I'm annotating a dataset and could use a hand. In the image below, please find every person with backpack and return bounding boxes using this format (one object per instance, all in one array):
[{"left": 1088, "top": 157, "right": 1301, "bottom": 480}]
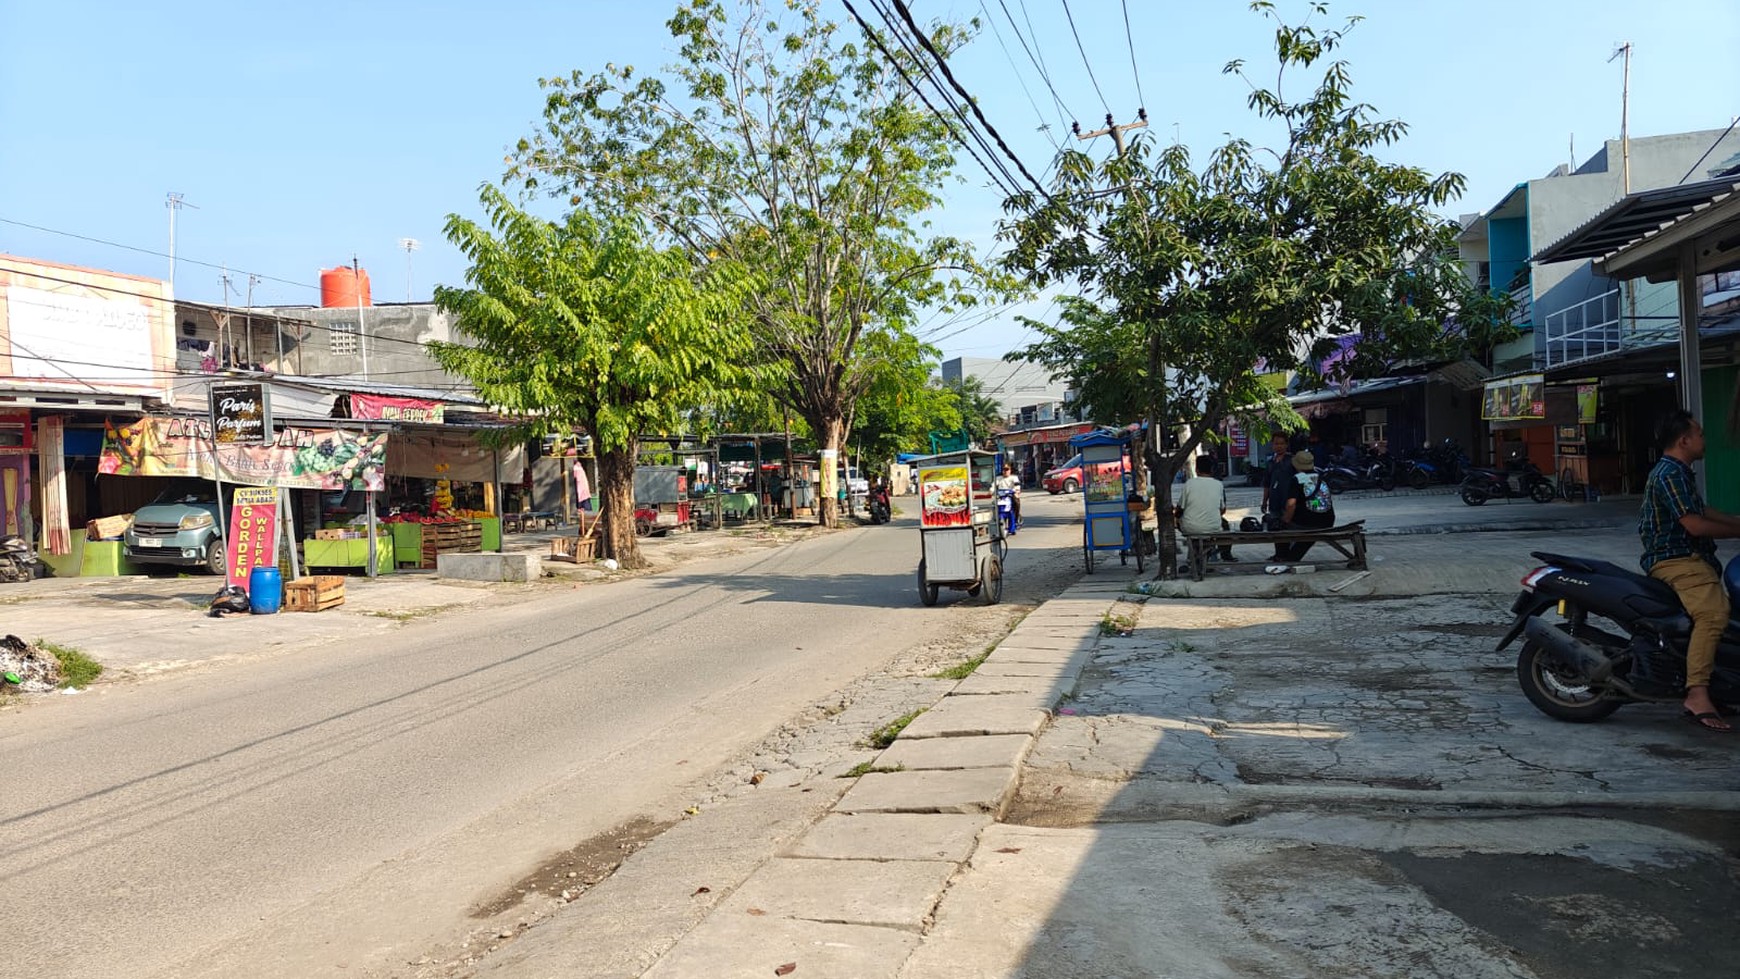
[{"left": 1275, "top": 450, "right": 1335, "bottom": 565}]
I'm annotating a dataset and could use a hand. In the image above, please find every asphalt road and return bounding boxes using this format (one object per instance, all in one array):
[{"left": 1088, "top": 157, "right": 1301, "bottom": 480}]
[{"left": 0, "top": 493, "right": 1087, "bottom": 979}]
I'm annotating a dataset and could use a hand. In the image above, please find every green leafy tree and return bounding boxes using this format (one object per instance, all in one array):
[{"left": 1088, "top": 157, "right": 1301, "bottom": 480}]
[
  {"left": 1002, "top": 2, "right": 1514, "bottom": 577},
  {"left": 506, "top": 0, "right": 1000, "bottom": 528},
  {"left": 945, "top": 375, "right": 1005, "bottom": 448},
  {"left": 430, "top": 185, "right": 756, "bottom": 569},
  {"left": 852, "top": 331, "right": 961, "bottom": 470}
]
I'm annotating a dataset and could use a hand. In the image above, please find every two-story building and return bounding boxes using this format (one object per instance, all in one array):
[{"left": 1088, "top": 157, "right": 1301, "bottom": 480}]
[{"left": 1456, "top": 128, "right": 1740, "bottom": 491}]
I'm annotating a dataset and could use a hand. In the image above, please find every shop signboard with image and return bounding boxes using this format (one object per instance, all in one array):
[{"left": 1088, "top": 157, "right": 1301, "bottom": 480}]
[
  {"left": 210, "top": 383, "right": 271, "bottom": 445},
  {"left": 225, "top": 486, "right": 279, "bottom": 588},
  {"left": 99, "top": 416, "right": 387, "bottom": 490},
  {"left": 1481, "top": 374, "right": 1546, "bottom": 421},
  {"left": 919, "top": 465, "right": 970, "bottom": 528}
]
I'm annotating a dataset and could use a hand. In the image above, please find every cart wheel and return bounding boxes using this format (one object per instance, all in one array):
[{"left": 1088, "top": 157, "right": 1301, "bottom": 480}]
[
  {"left": 917, "top": 559, "right": 939, "bottom": 606},
  {"left": 982, "top": 555, "right": 1003, "bottom": 605},
  {"left": 634, "top": 518, "right": 653, "bottom": 538},
  {"left": 1083, "top": 527, "right": 1094, "bottom": 575}
]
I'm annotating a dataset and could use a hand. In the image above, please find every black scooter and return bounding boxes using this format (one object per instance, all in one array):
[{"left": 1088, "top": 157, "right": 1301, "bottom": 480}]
[
  {"left": 866, "top": 489, "right": 891, "bottom": 525},
  {"left": 0, "top": 535, "right": 38, "bottom": 583},
  {"left": 1461, "top": 454, "right": 1555, "bottom": 506},
  {"left": 1496, "top": 550, "right": 1740, "bottom": 721}
]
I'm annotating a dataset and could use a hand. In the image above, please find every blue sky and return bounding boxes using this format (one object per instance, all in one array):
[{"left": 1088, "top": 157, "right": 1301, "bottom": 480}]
[{"left": 1, "top": 0, "right": 1735, "bottom": 361}]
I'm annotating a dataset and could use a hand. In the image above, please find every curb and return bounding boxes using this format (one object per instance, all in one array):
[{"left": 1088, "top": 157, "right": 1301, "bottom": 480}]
[{"left": 637, "top": 572, "right": 1135, "bottom": 977}]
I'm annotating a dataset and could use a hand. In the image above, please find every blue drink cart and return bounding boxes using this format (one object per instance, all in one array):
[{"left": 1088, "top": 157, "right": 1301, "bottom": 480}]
[
  {"left": 1071, "top": 428, "right": 1142, "bottom": 574},
  {"left": 912, "top": 449, "right": 1006, "bottom": 605}
]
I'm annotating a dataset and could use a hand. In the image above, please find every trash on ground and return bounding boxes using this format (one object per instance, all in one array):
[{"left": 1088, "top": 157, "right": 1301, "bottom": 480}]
[{"left": 0, "top": 635, "right": 64, "bottom": 692}]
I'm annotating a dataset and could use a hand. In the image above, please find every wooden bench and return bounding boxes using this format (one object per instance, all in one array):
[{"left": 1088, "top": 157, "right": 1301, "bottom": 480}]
[{"left": 1183, "top": 520, "right": 1368, "bottom": 582}]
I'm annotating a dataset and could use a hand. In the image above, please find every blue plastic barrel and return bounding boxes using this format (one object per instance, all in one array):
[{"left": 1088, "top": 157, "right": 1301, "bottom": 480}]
[{"left": 248, "top": 565, "right": 283, "bottom": 614}]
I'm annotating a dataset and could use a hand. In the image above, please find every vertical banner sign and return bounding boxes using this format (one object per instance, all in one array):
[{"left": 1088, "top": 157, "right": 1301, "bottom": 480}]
[
  {"left": 818, "top": 448, "right": 839, "bottom": 510},
  {"left": 210, "top": 382, "right": 272, "bottom": 445},
  {"left": 226, "top": 487, "right": 280, "bottom": 589}
]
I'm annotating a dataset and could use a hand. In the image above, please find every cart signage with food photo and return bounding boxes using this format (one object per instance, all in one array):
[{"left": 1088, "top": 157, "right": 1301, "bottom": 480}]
[{"left": 919, "top": 466, "right": 970, "bottom": 528}]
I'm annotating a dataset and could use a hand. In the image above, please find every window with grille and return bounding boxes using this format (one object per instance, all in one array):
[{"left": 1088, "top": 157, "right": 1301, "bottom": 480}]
[{"left": 328, "top": 320, "right": 358, "bottom": 356}]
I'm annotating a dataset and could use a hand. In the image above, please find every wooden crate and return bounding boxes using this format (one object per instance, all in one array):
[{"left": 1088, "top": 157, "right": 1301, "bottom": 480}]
[
  {"left": 548, "top": 536, "right": 597, "bottom": 563},
  {"left": 86, "top": 514, "right": 133, "bottom": 541},
  {"left": 416, "top": 521, "right": 483, "bottom": 570},
  {"left": 283, "top": 575, "right": 346, "bottom": 612}
]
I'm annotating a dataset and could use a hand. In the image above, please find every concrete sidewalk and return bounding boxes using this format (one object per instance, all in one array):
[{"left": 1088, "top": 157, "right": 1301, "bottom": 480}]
[{"left": 469, "top": 567, "right": 1145, "bottom": 979}]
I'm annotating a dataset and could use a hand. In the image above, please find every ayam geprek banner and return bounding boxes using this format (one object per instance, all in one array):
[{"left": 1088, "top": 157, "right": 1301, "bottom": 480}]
[
  {"left": 225, "top": 486, "right": 279, "bottom": 589},
  {"left": 99, "top": 416, "right": 388, "bottom": 491}
]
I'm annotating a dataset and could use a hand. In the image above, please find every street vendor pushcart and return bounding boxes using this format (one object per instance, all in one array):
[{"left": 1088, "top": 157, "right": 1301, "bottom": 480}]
[
  {"left": 913, "top": 449, "right": 1005, "bottom": 605},
  {"left": 1072, "top": 428, "right": 1143, "bottom": 574}
]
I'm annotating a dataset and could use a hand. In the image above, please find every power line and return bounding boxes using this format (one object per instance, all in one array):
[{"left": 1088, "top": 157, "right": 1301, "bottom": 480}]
[
  {"left": 1059, "top": 0, "right": 1111, "bottom": 116},
  {"left": 840, "top": 0, "right": 1024, "bottom": 198},
  {"left": 887, "top": 0, "right": 1051, "bottom": 196},
  {"left": 1119, "top": 0, "right": 1146, "bottom": 110},
  {"left": 1679, "top": 115, "right": 1740, "bottom": 183},
  {"left": 866, "top": 0, "right": 1022, "bottom": 195},
  {"left": 1008, "top": 0, "right": 1068, "bottom": 117},
  {"left": 0, "top": 216, "right": 321, "bottom": 294},
  {"left": 980, "top": 0, "right": 1069, "bottom": 144}
]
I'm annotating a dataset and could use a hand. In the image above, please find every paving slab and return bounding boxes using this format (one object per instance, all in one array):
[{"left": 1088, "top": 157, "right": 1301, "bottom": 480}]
[
  {"left": 786, "top": 813, "right": 990, "bottom": 863},
  {"left": 898, "top": 695, "right": 1050, "bottom": 738},
  {"left": 874, "top": 733, "right": 1032, "bottom": 771},
  {"left": 642, "top": 915, "right": 917, "bottom": 979},
  {"left": 951, "top": 672, "right": 1073, "bottom": 701},
  {"left": 717, "top": 856, "right": 956, "bottom": 931},
  {"left": 973, "top": 659, "right": 1082, "bottom": 679},
  {"left": 835, "top": 768, "right": 1018, "bottom": 815},
  {"left": 993, "top": 633, "right": 1096, "bottom": 652}
]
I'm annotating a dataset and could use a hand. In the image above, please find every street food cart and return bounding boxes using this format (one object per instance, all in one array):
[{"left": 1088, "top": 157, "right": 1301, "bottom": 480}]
[
  {"left": 1071, "top": 428, "right": 1143, "bottom": 574},
  {"left": 913, "top": 449, "right": 1005, "bottom": 605}
]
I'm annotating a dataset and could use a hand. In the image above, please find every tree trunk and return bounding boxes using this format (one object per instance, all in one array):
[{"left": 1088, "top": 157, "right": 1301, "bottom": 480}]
[
  {"left": 595, "top": 441, "right": 646, "bottom": 570},
  {"left": 809, "top": 412, "right": 845, "bottom": 529}
]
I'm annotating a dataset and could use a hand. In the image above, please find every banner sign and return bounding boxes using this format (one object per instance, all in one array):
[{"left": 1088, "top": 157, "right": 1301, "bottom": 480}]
[
  {"left": 1576, "top": 384, "right": 1598, "bottom": 424},
  {"left": 351, "top": 394, "right": 444, "bottom": 424},
  {"left": 100, "top": 417, "right": 387, "bottom": 490},
  {"left": 225, "top": 487, "right": 279, "bottom": 589},
  {"left": 1481, "top": 374, "right": 1546, "bottom": 421},
  {"left": 210, "top": 382, "right": 272, "bottom": 445}
]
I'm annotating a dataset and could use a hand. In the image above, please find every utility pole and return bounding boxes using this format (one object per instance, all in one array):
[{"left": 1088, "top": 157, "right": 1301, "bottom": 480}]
[
  {"left": 1075, "top": 109, "right": 1176, "bottom": 576},
  {"left": 245, "top": 274, "right": 259, "bottom": 368},
  {"left": 165, "top": 192, "right": 197, "bottom": 294},
  {"left": 353, "top": 255, "right": 369, "bottom": 380}
]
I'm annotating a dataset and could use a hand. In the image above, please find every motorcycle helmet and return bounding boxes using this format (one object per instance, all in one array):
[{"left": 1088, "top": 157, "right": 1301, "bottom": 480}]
[{"left": 1239, "top": 516, "right": 1263, "bottom": 532}]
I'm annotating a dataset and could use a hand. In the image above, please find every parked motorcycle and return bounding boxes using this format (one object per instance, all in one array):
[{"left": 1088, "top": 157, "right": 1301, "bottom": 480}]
[
  {"left": 1461, "top": 453, "right": 1555, "bottom": 506},
  {"left": 1497, "top": 550, "right": 1740, "bottom": 721},
  {"left": 0, "top": 535, "right": 40, "bottom": 583},
  {"left": 1320, "top": 457, "right": 1395, "bottom": 494}
]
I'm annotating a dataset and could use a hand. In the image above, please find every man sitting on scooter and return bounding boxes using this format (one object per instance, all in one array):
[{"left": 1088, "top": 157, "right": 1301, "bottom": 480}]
[{"left": 1640, "top": 410, "right": 1740, "bottom": 732}]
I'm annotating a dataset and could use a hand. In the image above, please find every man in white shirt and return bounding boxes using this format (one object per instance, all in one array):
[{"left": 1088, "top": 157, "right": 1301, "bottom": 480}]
[{"left": 1176, "top": 458, "right": 1234, "bottom": 561}]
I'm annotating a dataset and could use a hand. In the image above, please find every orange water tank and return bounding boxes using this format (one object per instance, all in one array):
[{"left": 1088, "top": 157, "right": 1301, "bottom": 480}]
[{"left": 320, "top": 266, "right": 373, "bottom": 308}]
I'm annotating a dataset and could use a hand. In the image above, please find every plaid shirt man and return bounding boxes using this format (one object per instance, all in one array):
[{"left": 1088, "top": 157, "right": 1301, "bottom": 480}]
[{"left": 1640, "top": 454, "right": 1717, "bottom": 572}]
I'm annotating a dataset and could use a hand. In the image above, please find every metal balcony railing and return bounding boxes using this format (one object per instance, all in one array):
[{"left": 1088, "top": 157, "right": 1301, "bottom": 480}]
[{"left": 1542, "top": 288, "right": 1680, "bottom": 369}]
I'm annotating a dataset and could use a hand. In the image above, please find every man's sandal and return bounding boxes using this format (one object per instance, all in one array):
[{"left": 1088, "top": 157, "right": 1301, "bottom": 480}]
[{"left": 1683, "top": 709, "right": 1736, "bottom": 733}]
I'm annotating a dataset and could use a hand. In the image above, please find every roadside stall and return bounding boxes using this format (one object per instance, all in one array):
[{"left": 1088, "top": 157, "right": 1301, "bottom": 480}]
[
  {"left": 912, "top": 448, "right": 1005, "bottom": 606},
  {"left": 1071, "top": 428, "right": 1142, "bottom": 574}
]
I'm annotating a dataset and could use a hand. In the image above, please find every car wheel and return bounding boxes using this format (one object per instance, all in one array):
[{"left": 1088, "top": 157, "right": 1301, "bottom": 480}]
[
  {"left": 204, "top": 539, "right": 226, "bottom": 575},
  {"left": 1063, "top": 478, "right": 1079, "bottom": 494}
]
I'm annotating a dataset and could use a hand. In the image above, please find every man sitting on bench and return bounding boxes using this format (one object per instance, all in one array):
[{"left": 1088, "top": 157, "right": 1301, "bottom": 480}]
[
  {"left": 1177, "top": 457, "right": 1235, "bottom": 562},
  {"left": 1274, "top": 450, "right": 1335, "bottom": 570}
]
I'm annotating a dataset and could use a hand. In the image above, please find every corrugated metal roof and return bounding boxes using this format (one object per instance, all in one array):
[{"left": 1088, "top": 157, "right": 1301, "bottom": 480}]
[{"left": 1531, "top": 177, "right": 1740, "bottom": 266}]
